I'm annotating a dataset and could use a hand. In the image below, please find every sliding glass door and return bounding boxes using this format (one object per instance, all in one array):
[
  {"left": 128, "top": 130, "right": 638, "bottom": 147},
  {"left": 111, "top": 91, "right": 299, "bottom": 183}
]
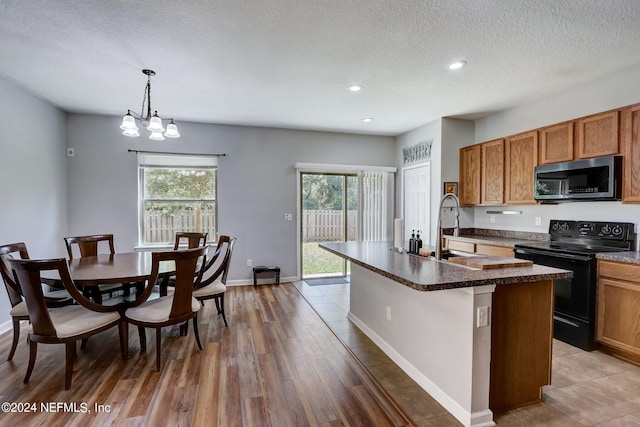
[{"left": 301, "top": 173, "right": 357, "bottom": 279}]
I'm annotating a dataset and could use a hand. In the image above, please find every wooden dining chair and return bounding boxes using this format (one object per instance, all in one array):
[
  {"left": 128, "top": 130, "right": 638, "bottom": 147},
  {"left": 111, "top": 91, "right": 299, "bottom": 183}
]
[
  {"left": 173, "top": 232, "right": 208, "bottom": 250},
  {"left": 192, "top": 235, "right": 236, "bottom": 326},
  {"left": 8, "top": 257, "right": 126, "bottom": 390},
  {"left": 64, "top": 234, "right": 126, "bottom": 303},
  {"left": 0, "top": 242, "right": 72, "bottom": 361},
  {"left": 124, "top": 246, "right": 208, "bottom": 371},
  {"left": 158, "top": 232, "right": 209, "bottom": 297}
]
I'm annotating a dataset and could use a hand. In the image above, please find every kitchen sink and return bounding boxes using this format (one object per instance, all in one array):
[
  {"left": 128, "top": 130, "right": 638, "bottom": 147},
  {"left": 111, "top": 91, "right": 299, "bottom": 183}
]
[{"left": 424, "top": 249, "right": 477, "bottom": 260}]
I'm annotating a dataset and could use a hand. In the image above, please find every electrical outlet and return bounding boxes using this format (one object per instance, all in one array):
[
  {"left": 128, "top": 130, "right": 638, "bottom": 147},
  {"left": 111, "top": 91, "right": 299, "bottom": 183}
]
[
  {"left": 386, "top": 306, "right": 391, "bottom": 321},
  {"left": 477, "top": 306, "right": 489, "bottom": 328},
  {"left": 490, "top": 215, "right": 496, "bottom": 224},
  {"left": 246, "top": 259, "right": 252, "bottom": 267},
  {"left": 535, "top": 216, "right": 542, "bottom": 226}
]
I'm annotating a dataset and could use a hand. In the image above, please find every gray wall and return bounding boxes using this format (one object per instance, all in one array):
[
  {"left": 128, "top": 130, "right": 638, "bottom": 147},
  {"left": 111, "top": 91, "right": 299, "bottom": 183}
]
[
  {"left": 0, "top": 75, "right": 68, "bottom": 329},
  {"left": 66, "top": 114, "right": 396, "bottom": 282},
  {"left": 472, "top": 64, "right": 640, "bottom": 242},
  {"left": 395, "top": 118, "right": 475, "bottom": 245}
]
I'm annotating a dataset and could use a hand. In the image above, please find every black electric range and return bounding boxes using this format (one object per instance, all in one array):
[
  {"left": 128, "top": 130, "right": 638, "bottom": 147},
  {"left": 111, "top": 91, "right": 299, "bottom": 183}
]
[{"left": 514, "top": 220, "right": 635, "bottom": 350}]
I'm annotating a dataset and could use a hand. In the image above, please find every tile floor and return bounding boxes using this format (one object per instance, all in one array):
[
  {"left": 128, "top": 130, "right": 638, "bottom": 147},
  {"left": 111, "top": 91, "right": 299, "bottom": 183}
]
[{"left": 294, "top": 280, "right": 640, "bottom": 427}]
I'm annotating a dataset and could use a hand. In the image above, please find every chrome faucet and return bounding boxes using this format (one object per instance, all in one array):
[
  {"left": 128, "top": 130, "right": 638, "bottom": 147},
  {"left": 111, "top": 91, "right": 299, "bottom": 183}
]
[{"left": 435, "top": 193, "right": 460, "bottom": 260}]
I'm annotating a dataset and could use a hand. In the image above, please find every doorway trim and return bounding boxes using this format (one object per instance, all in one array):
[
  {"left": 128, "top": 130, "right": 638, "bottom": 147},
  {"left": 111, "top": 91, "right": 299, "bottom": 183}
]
[{"left": 294, "top": 163, "right": 396, "bottom": 280}]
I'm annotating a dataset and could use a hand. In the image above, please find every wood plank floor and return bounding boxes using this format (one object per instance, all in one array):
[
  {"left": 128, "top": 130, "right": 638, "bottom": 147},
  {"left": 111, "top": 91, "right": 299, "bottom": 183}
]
[{"left": 0, "top": 283, "right": 412, "bottom": 427}]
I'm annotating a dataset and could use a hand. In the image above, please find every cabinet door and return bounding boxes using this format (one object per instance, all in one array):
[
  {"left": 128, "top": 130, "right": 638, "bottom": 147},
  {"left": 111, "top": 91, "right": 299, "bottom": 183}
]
[
  {"left": 505, "top": 131, "right": 538, "bottom": 204},
  {"left": 481, "top": 139, "right": 504, "bottom": 205},
  {"left": 576, "top": 110, "right": 620, "bottom": 158},
  {"left": 459, "top": 144, "right": 481, "bottom": 205},
  {"left": 597, "top": 277, "right": 640, "bottom": 357},
  {"left": 623, "top": 104, "right": 640, "bottom": 202},
  {"left": 540, "top": 122, "right": 574, "bottom": 164}
]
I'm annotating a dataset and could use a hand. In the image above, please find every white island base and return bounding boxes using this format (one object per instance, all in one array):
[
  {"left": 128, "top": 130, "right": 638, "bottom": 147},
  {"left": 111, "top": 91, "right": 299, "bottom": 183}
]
[{"left": 347, "top": 263, "right": 553, "bottom": 427}]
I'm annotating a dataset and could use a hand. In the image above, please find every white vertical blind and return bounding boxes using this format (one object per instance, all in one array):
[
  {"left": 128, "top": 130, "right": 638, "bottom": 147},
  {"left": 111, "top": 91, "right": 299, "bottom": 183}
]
[{"left": 361, "top": 171, "right": 389, "bottom": 241}]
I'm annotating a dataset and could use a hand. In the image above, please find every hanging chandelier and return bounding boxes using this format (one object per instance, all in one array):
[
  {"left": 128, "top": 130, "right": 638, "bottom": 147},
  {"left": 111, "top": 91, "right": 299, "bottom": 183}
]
[{"left": 120, "top": 69, "right": 180, "bottom": 140}]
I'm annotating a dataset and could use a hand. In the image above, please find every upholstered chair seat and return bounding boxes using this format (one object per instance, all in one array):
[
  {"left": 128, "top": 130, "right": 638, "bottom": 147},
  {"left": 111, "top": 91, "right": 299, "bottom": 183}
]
[
  {"left": 125, "top": 295, "right": 200, "bottom": 324},
  {"left": 26, "top": 304, "right": 120, "bottom": 338},
  {"left": 9, "top": 300, "right": 28, "bottom": 317},
  {"left": 192, "top": 279, "right": 226, "bottom": 299}
]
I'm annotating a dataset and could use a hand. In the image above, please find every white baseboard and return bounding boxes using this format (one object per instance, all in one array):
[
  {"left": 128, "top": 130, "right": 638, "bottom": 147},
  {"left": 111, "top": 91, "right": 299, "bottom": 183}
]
[
  {"left": 226, "top": 276, "right": 298, "bottom": 287},
  {"left": 0, "top": 319, "right": 11, "bottom": 336},
  {"left": 347, "top": 312, "right": 495, "bottom": 427}
]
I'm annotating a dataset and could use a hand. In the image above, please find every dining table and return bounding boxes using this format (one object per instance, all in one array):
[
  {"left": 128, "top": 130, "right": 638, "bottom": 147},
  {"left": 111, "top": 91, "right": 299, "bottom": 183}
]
[{"left": 42, "top": 251, "right": 176, "bottom": 306}]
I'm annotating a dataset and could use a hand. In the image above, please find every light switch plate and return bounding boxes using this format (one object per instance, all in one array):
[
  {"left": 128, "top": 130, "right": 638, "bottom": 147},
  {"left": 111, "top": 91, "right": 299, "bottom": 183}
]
[{"left": 284, "top": 213, "right": 293, "bottom": 221}]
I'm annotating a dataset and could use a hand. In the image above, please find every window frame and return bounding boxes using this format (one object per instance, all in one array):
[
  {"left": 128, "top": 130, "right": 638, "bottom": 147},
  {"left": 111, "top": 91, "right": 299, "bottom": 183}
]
[{"left": 137, "top": 153, "right": 218, "bottom": 247}]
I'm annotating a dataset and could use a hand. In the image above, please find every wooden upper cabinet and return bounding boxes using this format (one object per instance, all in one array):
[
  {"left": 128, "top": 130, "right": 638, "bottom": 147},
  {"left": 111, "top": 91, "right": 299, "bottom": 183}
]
[
  {"left": 481, "top": 139, "right": 504, "bottom": 205},
  {"left": 505, "top": 131, "right": 538, "bottom": 205},
  {"left": 459, "top": 144, "right": 481, "bottom": 206},
  {"left": 623, "top": 104, "right": 640, "bottom": 203},
  {"left": 576, "top": 110, "right": 620, "bottom": 159},
  {"left": 539, "top": 121, "right": 574, "bottom": 164}
]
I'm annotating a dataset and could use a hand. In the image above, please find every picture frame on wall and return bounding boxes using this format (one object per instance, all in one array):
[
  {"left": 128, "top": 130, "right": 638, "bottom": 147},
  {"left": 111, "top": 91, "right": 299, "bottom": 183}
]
[{"left": 444, "top": 181, "right": 458, "bottom": 196}]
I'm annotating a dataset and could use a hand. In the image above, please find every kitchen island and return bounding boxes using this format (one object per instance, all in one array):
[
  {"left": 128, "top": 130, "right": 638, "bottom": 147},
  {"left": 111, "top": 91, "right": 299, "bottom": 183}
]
[{"left": 320, "top": 241, "right": 572, "bottom": 427}]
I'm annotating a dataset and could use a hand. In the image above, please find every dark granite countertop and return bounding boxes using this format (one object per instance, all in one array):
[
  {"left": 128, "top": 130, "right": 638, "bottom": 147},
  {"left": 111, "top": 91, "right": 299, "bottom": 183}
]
[
  {"left": 320, "top": 241, "right": 572, "bottom": 292},
  {"left": 596, "top": 251, "right": 640, "bottom": 265}
]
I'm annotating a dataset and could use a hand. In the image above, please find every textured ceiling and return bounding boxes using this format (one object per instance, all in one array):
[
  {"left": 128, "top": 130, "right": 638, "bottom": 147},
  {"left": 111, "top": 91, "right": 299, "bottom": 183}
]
[{"left": 1, "top": 0, "right": 640, "bottom": 136}]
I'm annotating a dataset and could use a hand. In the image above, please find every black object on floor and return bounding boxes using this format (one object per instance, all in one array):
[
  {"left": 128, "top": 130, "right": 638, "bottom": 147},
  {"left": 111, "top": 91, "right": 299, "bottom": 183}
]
[
  {"left": 304, "top": 278, "right": 348, "bottom": 286},
  {"left": 253, "top": 266, "right": 280, "bottom": 287}
]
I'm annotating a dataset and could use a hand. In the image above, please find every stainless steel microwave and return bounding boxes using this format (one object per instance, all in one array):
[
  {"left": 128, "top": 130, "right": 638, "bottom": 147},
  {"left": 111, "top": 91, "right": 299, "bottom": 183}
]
[{"left": 534, "top": 155, "right": 622, "bottom": 201}]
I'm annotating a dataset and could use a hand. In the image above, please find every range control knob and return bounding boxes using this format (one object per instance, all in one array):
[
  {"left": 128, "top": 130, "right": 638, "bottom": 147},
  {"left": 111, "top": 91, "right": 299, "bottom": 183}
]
[
  {"left": 552, "top": 222, "right": 559, "bottom": 231},
  {"left": 601, "top": 225, "right": 612, "bottom": 235},
  {"left": 560, "top": 223, "right": 569, "bottom": 231},
  {"left": 612, "top": 225, "right": 623, "bottom": 236}
]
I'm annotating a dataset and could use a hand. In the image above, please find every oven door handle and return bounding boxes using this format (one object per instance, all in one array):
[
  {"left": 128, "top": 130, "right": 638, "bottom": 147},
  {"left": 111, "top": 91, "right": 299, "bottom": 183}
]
[{"left": 514, "top": 248, "right": 592, "bottom": 262}]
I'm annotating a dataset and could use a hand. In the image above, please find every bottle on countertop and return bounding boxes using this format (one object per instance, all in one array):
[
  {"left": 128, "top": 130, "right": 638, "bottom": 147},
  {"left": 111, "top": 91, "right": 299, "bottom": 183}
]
[
  {"left": 416, "top": 230, "right": 423, "bottom": 254},
  {"left": 409, "top": 230, "right": 416, "bottom": 254}
]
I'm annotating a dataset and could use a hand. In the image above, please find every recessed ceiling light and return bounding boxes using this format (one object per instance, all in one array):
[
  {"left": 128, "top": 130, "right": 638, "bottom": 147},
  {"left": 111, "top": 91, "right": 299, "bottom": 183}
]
[
  {"left": 362, "top": 117, "right": 373, "bottom": 123},
  {"left": 348, "top": 84, "right": 363, "bottom": 92},
  {"left": 448, "top": 60, "right": 467, "bottom": 70}
]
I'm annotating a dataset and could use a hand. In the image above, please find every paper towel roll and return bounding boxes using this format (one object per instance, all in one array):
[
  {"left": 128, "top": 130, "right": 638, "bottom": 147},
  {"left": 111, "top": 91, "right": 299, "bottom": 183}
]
[{"left": 393, "top": 218, "right": 404, "bottom": 250}]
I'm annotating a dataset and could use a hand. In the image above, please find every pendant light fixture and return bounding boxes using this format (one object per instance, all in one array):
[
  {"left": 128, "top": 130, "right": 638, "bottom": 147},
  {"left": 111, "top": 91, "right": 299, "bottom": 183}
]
[{"left": 120, "top": 69, "right": 180, "bottom": 140}]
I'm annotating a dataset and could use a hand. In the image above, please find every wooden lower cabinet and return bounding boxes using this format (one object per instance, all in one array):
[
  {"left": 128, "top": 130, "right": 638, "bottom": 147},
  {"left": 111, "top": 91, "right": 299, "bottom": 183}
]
[
  {"left": 490, "top": 280, "right": 553, "bottom": 412},
  {"left": 597, "top": 260, "right": 640, "bottom": 364}
]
